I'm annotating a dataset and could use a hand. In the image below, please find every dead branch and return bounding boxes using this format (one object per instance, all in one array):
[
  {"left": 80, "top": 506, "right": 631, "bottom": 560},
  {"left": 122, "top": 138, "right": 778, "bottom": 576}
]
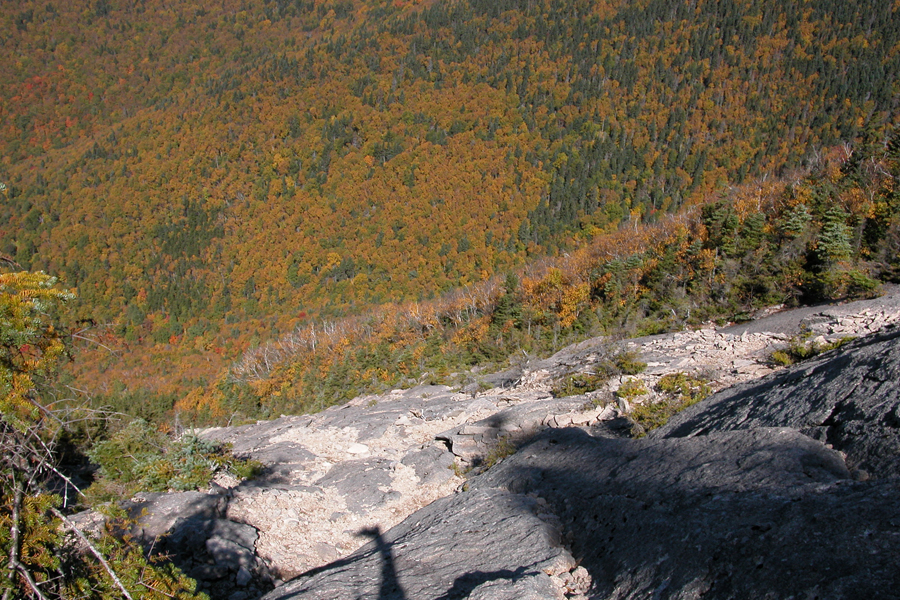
[{"left": 51, "top": 508, "right": 135, "bottom": 600}]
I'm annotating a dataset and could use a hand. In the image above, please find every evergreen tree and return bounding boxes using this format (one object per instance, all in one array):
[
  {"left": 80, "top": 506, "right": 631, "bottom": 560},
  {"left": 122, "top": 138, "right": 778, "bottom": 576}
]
[
  {"left": 0, "top": 268, "right": 205, "bottom": 599},
  {"left": 816, "top": 207, "right": 853, "bottom": 264}
]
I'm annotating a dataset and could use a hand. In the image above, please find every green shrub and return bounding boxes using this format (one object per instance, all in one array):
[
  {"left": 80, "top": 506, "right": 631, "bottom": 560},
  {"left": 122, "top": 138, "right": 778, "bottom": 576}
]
[
  {"left": 614, "top": 350, "right": 648, "bottom": 375},
  {"left": 769, "top": 350, "right": 794, "bottom": 367},
  {"left": 480, "top": 435, "right": 517, "bottom": 470},
  {"left": 615, "top": 378, "right": 649, "bottom": 401},
  {"left": 552, "top": 350, "right": 646, "bottom": 397},
  {"left": 552, "top": 372, "right": 609, "bottom": 397},
  {"left": 449, "top": 460, "right": 472, "bottom": 478},
  {"left": 630, "top": 373, "right": 710, "bottom": 435},
  {"left": 228, "top": 457, "right": 265, "bottom": 480},
  {"left": 767, "top": 335, "right": 855, "bottom": 367},
  {"left": 87, "top": 421, "right": 261, "bottom": 499},
  {"left": 807, "top": 267, "right": 880, "bottom": 302},
  {"left": 656, "top": 372, "right": 711, "bottom": 402},
  {"left": 87, "top": 420, "right": 167, "bottom": 484}
]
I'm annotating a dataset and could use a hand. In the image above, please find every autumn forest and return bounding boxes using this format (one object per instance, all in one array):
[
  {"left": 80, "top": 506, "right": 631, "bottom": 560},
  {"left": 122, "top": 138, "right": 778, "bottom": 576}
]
[{"left": 2, "top": 0, "right": 899, "bottom": 424}]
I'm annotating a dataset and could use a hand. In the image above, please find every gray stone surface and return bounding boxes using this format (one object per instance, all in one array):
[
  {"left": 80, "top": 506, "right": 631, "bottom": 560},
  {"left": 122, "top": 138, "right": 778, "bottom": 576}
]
[
  {"left": 313, "top": 458, "right": 398, "bottom": 513},
  {"left": 655, "top": 324, "right": 900, "bottom": 478},
  {"left": 120, "top": 490, "right": 273, "bottom": 598},
  {"left": 436, "top": 395, "right": 586, "bottom": 464},
  {"left": 400, "top": 445, "right": 456, "bottom": 484},
  {"left": 309, "top": 385, "right": 467, "bottom": 440},
  {"left": 466, "top": 573, "right": 564, "bottom": 600},
  {"left": 95, "top": 290, "right": 900, "bottom": 598},
  {"left": 250, "top": 441, "right": 317, "bottom": 466},
  {"left": 260, "top": 489, "right": 576, "bottom": 600},
  {"left": 722, "top": 282, "right": 900, "bottom": 336},
  {"left": 261, "top": 323, "right": 900, "bottom": 600},
  {"left": 471, "top": 426, "right": 900, "bottom": 599},
  {"left": 124, "top": 491, "right": 224, "bottom": 542},
  {"left": 202, "top": 415, "right": 315, "bottom": 455},
  {"left": 475, "top": 427, "right": 851, "bottom": 497}
]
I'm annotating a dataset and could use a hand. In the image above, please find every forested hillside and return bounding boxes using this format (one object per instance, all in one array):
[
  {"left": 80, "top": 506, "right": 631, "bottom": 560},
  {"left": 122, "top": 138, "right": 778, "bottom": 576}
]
[
  {"left": 2, "top": 0, "right": 898, "bottom": 401},
  {"left": 178, "top": 135, "right": 900, "bottom": 423}
]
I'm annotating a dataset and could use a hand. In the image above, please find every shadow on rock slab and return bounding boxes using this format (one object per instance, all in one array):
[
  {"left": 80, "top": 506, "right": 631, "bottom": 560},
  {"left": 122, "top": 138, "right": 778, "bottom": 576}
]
[
  {"left": 260, "top": 488, "right": 577, "bottom": 600},
  {"left": 654, "top": 325, "right": 900, "bottom": 479},
  {"left": 121, "top": 490, "right": 275, "bottom": 598},
  {"left": 261, "top": 326, "right": 900, "bottom": 600},
  {"left": 484, "top": 427, "right": 898, "bottom": 599}
]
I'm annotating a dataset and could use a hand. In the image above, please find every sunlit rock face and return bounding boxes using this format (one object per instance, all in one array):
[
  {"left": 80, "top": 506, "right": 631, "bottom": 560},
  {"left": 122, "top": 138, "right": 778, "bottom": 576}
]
[
  {"left": 103, "top": 290, "right": 900, "bottom": 599},
  {"left": 261, "top": 325, "right": 900, "bottom": 600}
]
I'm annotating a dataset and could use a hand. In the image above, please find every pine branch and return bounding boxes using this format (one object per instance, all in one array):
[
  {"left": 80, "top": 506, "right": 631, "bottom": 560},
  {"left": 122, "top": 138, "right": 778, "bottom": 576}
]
[
  {"left": 51, "top": 508, "right": 135, "bottom": 600},
  {"left": 10, "top": 561, "right": 51, "bottom": 600},
  {"left": 3, "top": 479, "right": 51, "bottom": 600}
]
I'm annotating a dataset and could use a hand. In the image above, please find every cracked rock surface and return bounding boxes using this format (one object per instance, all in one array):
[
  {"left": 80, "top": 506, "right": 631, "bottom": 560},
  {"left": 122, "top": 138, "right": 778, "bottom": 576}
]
[
  {"left": 656, "top": 325, "right": 900, "bottom": 479},
  {"left": 95, "top": 287, "right": 900, "bottom": 599},
  {"left": 260, "top": 489, "right": 581, "bottom": 600},
  {"left": 261, "top": 293, "right": 900, "bottom": 600},
  {"left": 470, "top": 429, "right": 900, "bottom": 598}
]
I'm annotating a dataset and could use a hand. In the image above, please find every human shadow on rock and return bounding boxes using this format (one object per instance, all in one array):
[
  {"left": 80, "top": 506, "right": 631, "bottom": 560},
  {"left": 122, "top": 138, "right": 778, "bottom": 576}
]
[
  {"left": 122, "top": 490, "right": 273, "bottom": 597},
  {"left": 360, "top": 526, "right": 407, "bottom": 600}
]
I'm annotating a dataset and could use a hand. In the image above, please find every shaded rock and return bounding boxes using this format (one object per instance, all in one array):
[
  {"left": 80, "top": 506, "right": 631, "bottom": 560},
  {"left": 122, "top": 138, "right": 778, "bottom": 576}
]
[
  {"left": 400, "top": 445, "right": 455, "bottom": 484},
  {"left": 119, "top": 490, "right": 273, "bottom": 596},
  {"left": 119, "top": 292, "right": 900, "bottom": 597},
  {"left": 250, "top": 441, "right": 316, "bottom": 466},
  {"left": 655, "top": 325, "right": 900, "bottom": 478},
  {"left": 124, "top": 491, "right": 224, "bottom": 546},
  {"left": 236, "top": 566, "right": 253, "bottom": 586},
  {"left": 471, "top": 427, "right": 900, "bottom": 599},
  {"left": 210, "top": 518, "right": 260, "bottom": 551},
  {"left": 473, "top": 427, "right": 852, "bottom": 504},
  {"left": 242, "top": 464, "right": 323, "bottom": 491},
  {"left": 260, "top": 489, "right": 576, "bottom": 600},
  {"left": 206, "top": 536, "right": 255, "bottom": 570},
  {"left": 263, "top": 324, "right": 900, "bottom": 599},
  {"left": 189, "top": 563, "right": 231, "bottom": 582}
]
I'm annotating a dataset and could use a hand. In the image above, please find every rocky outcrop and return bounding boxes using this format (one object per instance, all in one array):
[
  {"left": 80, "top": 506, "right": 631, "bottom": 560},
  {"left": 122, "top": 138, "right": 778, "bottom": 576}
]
[
  {"left": 120, "top": 490, "right": 274, "bottom": 600},
  {"left": 262, "top": 323, "right": 900, "bottom": 599},
  {"left": 99, "top": 287, "right": 900, "bottom": 598},
  {"left": 259, "top": 489, "right": 584, "bottom": 600},
  {"left": 655, "top": 325, "right": 900, "bottom": 480},
  {"left": 470, "top": 426, "right": 899, "bottom": 599}
]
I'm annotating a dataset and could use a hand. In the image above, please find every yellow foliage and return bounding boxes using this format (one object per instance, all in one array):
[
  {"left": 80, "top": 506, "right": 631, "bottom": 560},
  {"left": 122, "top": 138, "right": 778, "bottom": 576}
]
[
  {"left": 451, "top": 315, "right": 491, "bottom": 347},
  {"left": 839, "top": 187, "right": 873, "bottom": 217},
  {"left": 1, "top": 271, "right": 75, "bottom": 431},
  {"left": 559, "top": 282, "right": 590, "bottom": 328},
  {"left": 520, "top": 267, "right": 589, "bottom": 328}
]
